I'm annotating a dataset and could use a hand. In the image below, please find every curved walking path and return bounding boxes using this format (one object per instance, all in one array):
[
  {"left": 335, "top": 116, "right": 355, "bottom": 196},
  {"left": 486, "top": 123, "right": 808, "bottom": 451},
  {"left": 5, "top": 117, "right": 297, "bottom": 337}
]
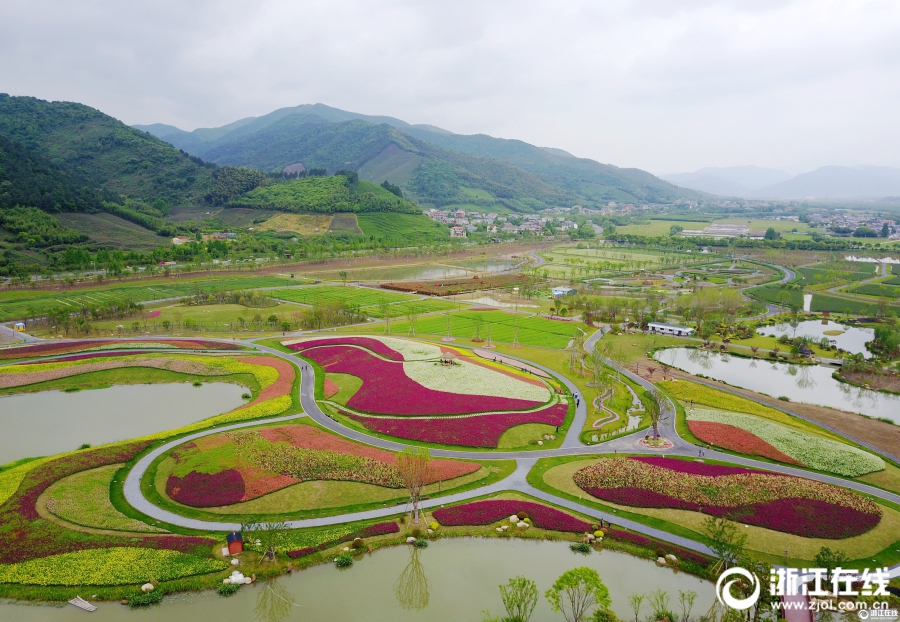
[{"left": 8, "top": 327, "right": 900, "bottom": 576}]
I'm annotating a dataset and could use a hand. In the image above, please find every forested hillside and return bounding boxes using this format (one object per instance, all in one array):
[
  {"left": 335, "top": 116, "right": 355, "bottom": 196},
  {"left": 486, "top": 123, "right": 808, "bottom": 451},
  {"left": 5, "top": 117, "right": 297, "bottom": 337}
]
[
  {"left": 0, "top": 94, "right": 216, "bottom": 205},
  {"left": 233, "top": 174, "right": 420, "bottom": 213}
]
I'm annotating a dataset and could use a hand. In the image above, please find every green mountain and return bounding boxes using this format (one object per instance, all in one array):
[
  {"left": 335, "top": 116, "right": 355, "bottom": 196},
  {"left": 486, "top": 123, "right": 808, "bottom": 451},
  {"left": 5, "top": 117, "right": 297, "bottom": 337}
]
[
  {"left": 0, "top": 94, "right": 217, "bottom": 205},
  {"left": 138, "top": 103, "right": 701, "bottom": 210}
]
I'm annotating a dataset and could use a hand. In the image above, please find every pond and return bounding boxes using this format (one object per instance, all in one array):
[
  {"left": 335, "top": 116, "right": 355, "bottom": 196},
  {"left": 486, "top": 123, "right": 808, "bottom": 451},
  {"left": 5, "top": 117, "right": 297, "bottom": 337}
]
[
  {"left": 0, "top": 382, "right": 247, "bottom": 464},
  {"left": 304, "top": 260, "right": 518, "bottom": 283},
  {"left": 756, "top": 319, "right": 874, "bottom": 357},
  {"left": 0, "top": 538, "right": 714, "bottom": 621},
  {"left": 654, "top": 348, "right": 900, "bottom": 423}
]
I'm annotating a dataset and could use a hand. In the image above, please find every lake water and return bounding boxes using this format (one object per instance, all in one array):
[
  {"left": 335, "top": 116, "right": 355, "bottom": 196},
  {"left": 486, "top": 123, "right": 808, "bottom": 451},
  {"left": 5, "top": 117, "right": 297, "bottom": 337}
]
[
  {"left": 756, "top": 319, "right": 874, "bottom": 356},
  {"left": 654, "top": 347, "right": 900, "bottom": 422},
  {"left": 0, "top": 382, "right": 246, "bottom": 464},
  {"left": 0, "top": 538, "right": 713, "bottom": 622}
]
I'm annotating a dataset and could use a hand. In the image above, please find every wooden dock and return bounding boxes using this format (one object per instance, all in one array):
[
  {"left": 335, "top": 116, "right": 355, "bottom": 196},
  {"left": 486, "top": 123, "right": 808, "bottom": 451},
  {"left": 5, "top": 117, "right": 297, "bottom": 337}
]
[{"left": 68, "top": 596, "right": 97, "bottom": 612}]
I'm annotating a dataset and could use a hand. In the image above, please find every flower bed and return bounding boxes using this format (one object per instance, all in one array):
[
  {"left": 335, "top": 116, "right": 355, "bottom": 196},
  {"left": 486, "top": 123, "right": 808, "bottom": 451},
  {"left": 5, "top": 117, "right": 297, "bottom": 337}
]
[
  {"left": 0, "top": 547, "right": 227, "bottom": 586},
  {"left": 574, "top": 457, "right": 881, "bottom": 538},
  {"left": 284, "top": 336, "right": 403, "bottom": 361},
  {"left": 347, "top": 403, "right": 569, "bottom": 448},
  {"left": 323, "top": 378, "right": 340, "bottom": 398},
  {"left": 432, "top": 500, "right": 592, "bottom": 532},
  {"left": 604, "top": 529, "right": 711, "bottom": 568},
  {"left": 687, "top": 421, "right": 801, "bottom": 465},
  {"left": 687, "top": 408, "right": 884, "bottom": 477},
  {"left": 0, "top": 339, "right": 237, "bottom": 360},
  {"left": 164, "top": 424, "right": 479, "bottom": 507},
  {"left": 0, "top": 442, "right": 215, "bottom": 565},
  {"left": 303, "top": 345, "right": 543, "bottom": 415},
  {"left": 286, "top": 521, "right": 400, "bottom": 558}
]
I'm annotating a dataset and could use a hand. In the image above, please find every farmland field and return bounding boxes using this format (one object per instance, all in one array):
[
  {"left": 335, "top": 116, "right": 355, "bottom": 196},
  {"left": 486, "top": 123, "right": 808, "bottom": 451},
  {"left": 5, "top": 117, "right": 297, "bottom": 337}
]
[
  {"left": 258, "top": 213, "right": 334, "bottom": 234},
  {"left": 0, "top": 275, "right": 298, "bottom": 321},
  {"left": 269, "top": 285, "right": 415, "bottom": 307},
  {"left": 327, "top": 213, "right": 362, "bottom": 235},
  {"left": 381, "top": 310, "right": 584, "bottom": 348},
  {"left": 56, "top": 213, "right": 165, "bottom": 250},
  {"left": 356, "top": 212, "right": 450, "bottom": 240},
  {"left": 614, "top": 220, "right": 712, "bottom": 236},
  {"left": 363, "top": 298, "right": 458, "bottom": 318},
  {"left": 850, "top": 283, "right": 900, "bottom": 298}
]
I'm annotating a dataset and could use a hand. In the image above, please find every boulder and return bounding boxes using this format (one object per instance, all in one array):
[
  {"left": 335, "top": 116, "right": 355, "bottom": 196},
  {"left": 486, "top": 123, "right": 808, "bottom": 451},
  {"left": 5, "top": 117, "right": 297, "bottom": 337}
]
[
  {"left": 406, "top": 536, "right": 417, "bottom": 543},
  {"left": 231, "top": 558, "right": 240, "bottom": 566},
  {"left": 141, "top": 583, "right": 154, "bottom": 593},
  {"left": 665, "top": 554, "right": 677, "bottom": 564},
  {"left": 427, "top": 529, "right": 434, "bottom": 534},
  {"left": 510, "top": 515, "right": 519, "bottom": 523},
  {"left": 516, "top": 522, "right": 529, "bottom": 529},
  {"left": 656, "top": 557, "right": 666, "bottom": 566}
]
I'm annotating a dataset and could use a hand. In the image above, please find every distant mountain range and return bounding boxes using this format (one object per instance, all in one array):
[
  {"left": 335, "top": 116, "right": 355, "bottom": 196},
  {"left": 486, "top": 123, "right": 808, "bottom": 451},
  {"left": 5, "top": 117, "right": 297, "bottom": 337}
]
[
  {"left": 135, "top": 103, "right": 701, "bottom": 212},
  {"left": 662, "top": 165, "right": 900, "bottom": 199}
]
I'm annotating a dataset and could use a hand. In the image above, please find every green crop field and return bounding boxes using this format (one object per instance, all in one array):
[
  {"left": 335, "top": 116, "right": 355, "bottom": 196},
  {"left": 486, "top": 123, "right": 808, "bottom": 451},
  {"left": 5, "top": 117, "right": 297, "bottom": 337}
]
[
  {"left": 56, "top": 213, "right": 165, "bottom": 250},
  {"left": 795, "top": 262, "right": 876, "bottom": 286},
  {"left": 810, "top": 293, "right": 900, "bottom": 315},
  {"left": 268, "top": 285, "right": 414, "bottom": 307},
  {"left": 614, "top": 220, "right": 711, "bottom": 236},
  {"left": 850, "top": 283, "right": 900, "bottom": 298},
  {"left": 364, "top": 298, "right": 458, "bottom": 318},
  {"left": 0, "top": 275, "right": 297, "bottom": 321},
  {"left": 745, "top": 284, "right": 805, "bottom": 308},
  {"left": 387, "top": 310, "right": 584, "bottom": 348},
  {"left": 356, "top": 213, "right": 449, "bottom": 240}
]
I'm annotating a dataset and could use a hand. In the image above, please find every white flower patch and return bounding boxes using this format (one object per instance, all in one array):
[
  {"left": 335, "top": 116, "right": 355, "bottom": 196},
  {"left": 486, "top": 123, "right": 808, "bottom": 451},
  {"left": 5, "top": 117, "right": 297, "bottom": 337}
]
[
  {"left": 688, "top": 408, "right": 884, "bottom": 477},
  {"left": 377, "top": 337, "right": 444, "bottom": 360},
  {"left": 402, "top": 358, "right": 551, "bottom": 401}
]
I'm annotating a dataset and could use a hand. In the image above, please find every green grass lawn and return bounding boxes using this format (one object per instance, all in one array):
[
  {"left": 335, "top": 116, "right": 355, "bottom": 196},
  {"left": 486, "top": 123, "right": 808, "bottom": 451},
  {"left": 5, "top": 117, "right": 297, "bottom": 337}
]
[
  {"left": 45, "top": 465, "right": 166, "bottom": 533},
  {"left": 363, "top": 298, "right": 458, "bottom": 319},
  {"left": 614, "top": 220, "right": 712, "bottom": 236},
  {"left": 373, "top": 310, "right": 585, "bottom": 349}
]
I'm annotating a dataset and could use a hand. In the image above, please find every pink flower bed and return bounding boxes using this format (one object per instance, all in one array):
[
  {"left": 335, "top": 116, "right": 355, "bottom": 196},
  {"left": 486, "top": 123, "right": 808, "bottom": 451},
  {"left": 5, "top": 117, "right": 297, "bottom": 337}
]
[
  {"left": 146, "top": 310, "right": 162, "bottom": 318},
  {"left": 687, "top": 421, "right": 802, "bottom": 465},
  {"left": 286, "top": 522, "right": 400, "bottom": 558},
  {"left": 303, "top": 345, "right": 543, "bottom": 415},
  {"left": 605, "top": 529, "right": 711, "bottom": 568},
  {"left": 347, "top": 403, "right": 568, "bottom": 448},
  {"left": 257, "top": 425, "right": 479, "bottom": 482},
  {"left": 286, "top": 337, "right": 403, "bottom": 361},
  {"left": 432, "top": 500, "right": 592, "bottom": 532},
  {"left": 632, "top": 456, "right": 771, "bottom": 477},
  {"left": 0, "top": 338, "right": 238, "bottom": 360},
  {"left": 229, "top": 356, "right": 295, "bottom": 413}
]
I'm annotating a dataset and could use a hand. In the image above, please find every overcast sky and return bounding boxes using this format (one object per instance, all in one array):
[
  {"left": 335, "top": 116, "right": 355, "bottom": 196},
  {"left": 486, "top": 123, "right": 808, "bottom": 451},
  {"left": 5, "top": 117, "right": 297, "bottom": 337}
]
[{"left": 2, "top": 0, "right": 899, "bottom": 175}]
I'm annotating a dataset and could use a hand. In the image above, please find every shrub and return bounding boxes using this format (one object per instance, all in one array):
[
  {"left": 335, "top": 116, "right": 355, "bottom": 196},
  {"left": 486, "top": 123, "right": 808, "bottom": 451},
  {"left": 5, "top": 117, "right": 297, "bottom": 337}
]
[
  {"left": 517, "top": 511, "right": 529, "bottom": 520},
  {"left": 193, "top": 381, "right": 203, "bottom": 387},
  {"left": 128, "top": 590, "right": 163, "bottom": 608},
  {"left": 594, "top": 530, "right": 605, "bottom": 538},
  {"left": 428, "top": 522, "right": 439, "bottom": 531},
  {"left": 217, "top": 583, "right": 240, "bottom": 596},
  {"left": 351, "top": 538, "right": 365, "bottom": 550},
  {"left": 411, "top": 528, "right": 422, "bottom": 538},
  {"left": 570, "top": 542, "right": 592, "bottom": 554},
  {"left": 778, "top": 396, "right": 790, "bottom": 401},
  {"left": 414, "top": 539, "right": 429, "bottom": 548},
  {"left": 335, "top": 553, "right": 353, "bottom": 567},
  {"left": 594, "top": 609, "right": 621, "bottom": 622}
]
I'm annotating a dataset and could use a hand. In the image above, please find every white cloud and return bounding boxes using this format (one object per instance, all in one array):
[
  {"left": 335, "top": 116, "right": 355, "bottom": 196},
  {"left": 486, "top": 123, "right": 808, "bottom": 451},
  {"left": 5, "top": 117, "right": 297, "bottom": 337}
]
[{"left": 1, "top": 0, "right": 897, "bottom": 173}]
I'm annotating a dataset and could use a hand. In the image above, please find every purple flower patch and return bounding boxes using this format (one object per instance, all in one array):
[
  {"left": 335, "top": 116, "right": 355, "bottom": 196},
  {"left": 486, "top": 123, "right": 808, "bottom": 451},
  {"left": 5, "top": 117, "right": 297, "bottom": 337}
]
[
  {"left": 166, "top": 469, "right": 246, "bottom": 507},
  {"left": 433, "top": 500, "right": 593, "bottom": 532},
  {"left": 632, "top": 457, "right": 771, "bottom": 477}
]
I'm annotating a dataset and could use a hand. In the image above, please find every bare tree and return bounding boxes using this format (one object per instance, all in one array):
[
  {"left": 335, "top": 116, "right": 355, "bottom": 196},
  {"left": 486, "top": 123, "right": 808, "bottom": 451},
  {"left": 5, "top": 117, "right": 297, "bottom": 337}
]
[
  {"left": 643, "top": 389, "right": 665, "bottom": 440},
  {"left": 398, "top": 447, "right": 431, "bottom": 524}
]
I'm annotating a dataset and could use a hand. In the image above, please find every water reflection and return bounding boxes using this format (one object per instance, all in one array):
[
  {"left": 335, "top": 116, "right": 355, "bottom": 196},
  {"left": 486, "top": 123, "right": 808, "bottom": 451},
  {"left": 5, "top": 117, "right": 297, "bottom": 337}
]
[
  {"left": 394, "top": 546, "right": 431, "bottom": 610},
  {"left": 654, "top": 348, "right": 900, "bottom": 422},
  {"left": 256, "top": 579, "right": 297, "bottom": 622}
]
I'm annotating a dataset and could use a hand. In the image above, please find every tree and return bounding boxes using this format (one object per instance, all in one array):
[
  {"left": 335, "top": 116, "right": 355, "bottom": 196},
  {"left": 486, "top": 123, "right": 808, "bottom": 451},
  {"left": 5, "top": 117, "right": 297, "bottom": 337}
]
[
  {"left": 677, "top": 590, "right": 697, "bottom": 622},
  {"left": 648, "top": 589, "right": 671, "bottom": 621},
  {"left": 545, "top": 567, "right": 611, "bottom": 622},
  {"left": 627, "top": 593, "right": 644, "bottom": 622},
  {"left": 643, "top": 389, "right": 665, "bottom": 440},
  {"left": 703, "top": 516, "right": 747, "bottom": 568},
  {"left": 497, "top": 576, "right": 539, "bottom": 622},
  {"left": 814, "top": 546, "right": 849, "bottom": 582},
  {"left": 242, "top": 521, "right": 288, "bottom": 561},
  {"left": 764, "top": 227, "right": 778, "bottom": 240},
  {"left": 397, "top": 447, "right": 431, "bottom": 524}
]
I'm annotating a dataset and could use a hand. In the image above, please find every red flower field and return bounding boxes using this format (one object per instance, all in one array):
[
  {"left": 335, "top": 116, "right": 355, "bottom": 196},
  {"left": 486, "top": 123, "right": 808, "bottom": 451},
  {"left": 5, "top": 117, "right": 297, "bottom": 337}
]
[
  {"left": 687, "top": 421, "right": 802, "bottom": 465},
  {"left": 302, "top": 345, "right": 543, "bottom": 415},
  {"left": 433, "top": 500, "right": 592, "bottom": 532},
  {"left": 286, "top": 337, "right": 403, "bottom": 361},
  {"left": 0, "top": 339, "right": 238, "bottom": 360},
  {"left": 346, "top": 403, "right": 568, "bottom": 447}
]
